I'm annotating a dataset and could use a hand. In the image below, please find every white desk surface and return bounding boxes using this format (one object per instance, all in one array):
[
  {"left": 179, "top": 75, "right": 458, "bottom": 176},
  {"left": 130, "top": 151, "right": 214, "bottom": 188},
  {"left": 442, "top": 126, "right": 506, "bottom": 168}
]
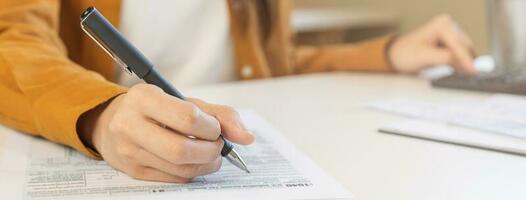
[
  {"left": 2, "top": 73, "right": 526, "bottom": 200},
  {"left": 184, "top": 73, "right": 526, "bottom": 200}
]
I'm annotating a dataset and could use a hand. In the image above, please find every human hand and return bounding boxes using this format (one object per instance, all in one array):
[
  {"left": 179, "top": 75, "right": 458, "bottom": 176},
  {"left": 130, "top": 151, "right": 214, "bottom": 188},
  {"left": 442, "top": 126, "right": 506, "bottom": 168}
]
[
  {"left": 388, "top": 14, "right": 477, "bottom": 75},
  {"left": 79, "top": 84, "right": 254, "bottom": 183}
]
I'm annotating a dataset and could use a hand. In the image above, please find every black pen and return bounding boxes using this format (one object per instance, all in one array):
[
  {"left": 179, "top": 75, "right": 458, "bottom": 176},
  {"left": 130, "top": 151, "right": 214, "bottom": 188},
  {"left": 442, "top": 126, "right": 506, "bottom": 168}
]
[{"left": 80, "top": 7, "right": 250, "bottom": 173}]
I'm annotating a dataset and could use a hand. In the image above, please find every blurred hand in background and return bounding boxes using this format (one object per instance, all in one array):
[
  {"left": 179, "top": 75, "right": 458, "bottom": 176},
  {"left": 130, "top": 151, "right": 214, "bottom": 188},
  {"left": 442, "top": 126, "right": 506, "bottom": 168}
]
[{"left": 388, "top": 14, "right": 477, "bottom": 75}]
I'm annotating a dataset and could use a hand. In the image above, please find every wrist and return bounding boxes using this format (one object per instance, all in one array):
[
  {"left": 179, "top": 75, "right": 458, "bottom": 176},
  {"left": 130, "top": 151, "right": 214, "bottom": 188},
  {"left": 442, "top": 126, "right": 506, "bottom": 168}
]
[
  {"left": 77, "top": 95, "right": 118, "bottom": 153},
  {"left": 385, "top": 34, "right": 401, "bottom": 72}
]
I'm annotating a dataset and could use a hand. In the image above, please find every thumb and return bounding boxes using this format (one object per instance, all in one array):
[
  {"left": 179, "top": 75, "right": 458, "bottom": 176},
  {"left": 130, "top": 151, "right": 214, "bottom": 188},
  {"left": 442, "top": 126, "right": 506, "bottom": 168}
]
[
  {"left": 419, "top": 48, "right": 453, "bottom": 67},
  {"left": 422, "top": 48, "right": 477, "bottom": 74}
]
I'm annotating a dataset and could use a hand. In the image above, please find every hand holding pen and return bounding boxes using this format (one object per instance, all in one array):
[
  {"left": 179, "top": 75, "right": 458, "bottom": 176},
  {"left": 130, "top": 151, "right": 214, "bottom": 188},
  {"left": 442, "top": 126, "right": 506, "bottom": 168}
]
[{"left": 77, "top": 7, "right": 254, "bottom": 183}]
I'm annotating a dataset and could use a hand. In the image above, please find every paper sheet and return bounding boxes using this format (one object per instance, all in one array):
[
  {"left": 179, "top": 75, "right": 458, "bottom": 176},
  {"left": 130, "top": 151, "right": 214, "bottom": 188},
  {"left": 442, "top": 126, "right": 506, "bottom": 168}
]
[
  {"left": 369, "top": 94, "right": 526, "bottom": 139},
  {"left": 0, "top": 111, "right": 351, "bottom": 200},
  {"left": 379, "top": 119, "right": 526, "bottom": 156}
]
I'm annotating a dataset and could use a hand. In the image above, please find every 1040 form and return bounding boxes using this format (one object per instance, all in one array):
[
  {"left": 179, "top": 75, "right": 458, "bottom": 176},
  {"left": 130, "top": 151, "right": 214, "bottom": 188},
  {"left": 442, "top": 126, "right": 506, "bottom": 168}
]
[{"left": 0, "top": 111, "right": 351, "bottom": 200}]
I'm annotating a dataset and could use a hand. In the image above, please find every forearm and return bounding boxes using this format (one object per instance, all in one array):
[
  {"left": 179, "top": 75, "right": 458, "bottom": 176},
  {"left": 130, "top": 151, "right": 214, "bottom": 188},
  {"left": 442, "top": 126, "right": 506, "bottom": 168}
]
[
  {"left": 293, "top": 35, "right": 397, "bottom": 74},
  {"left": 0, "top": 0, "right": 126, "bottom": 158}
]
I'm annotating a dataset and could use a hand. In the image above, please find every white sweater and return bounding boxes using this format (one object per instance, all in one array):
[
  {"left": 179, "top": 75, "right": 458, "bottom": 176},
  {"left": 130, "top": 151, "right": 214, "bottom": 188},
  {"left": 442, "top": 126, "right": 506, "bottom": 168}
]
[{"left": 119, "top": 0, "right": 234, "bottom": 89}]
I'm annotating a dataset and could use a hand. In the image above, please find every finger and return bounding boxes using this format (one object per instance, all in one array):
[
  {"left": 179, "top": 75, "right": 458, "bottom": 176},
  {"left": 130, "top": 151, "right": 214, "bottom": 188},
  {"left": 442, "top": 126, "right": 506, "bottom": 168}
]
[
  {"left": 421, "top": 47, "right": 473, "bottom": 75},
  {"left": 452, "top": 25, "right": 477, "bottom": 57},
  {"left": 126, "top": 118, "right": 224, "bottom": 164},
  {"left": 438, "top": 30, "right": 477, "bottom": 74},
  {"left": 189, "top": 98, "right": 255, "bottom": 145},
  {"left": 136, "top": 148, "right": 222, "bottom": 178},
  {"left": 131, "top": 85, "right": 221, "bottom": 141},
  {"left": 457, "top": 29, "right": 475, "bottom": 54},
  {"left": 437, "top": 24, "right": 477, "bottom": 75},
  {"left": 128, "top": 166, "right": 191, "bottom": 183},
  {"left": 443, "top": 19, "right": 475, "bottom": 50}
]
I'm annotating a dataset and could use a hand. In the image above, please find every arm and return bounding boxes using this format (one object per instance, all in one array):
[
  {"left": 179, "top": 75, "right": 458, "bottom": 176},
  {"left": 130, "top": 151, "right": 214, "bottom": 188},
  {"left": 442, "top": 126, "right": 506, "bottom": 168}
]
[
  {"left": 264, "top": 0, "right": 394, "bottom": 75},
  {"left": 277, "top": 1, "right": 475, "bottom": 74},
  {"left": 294, "top": 15, "right": 478, "bottom": 75},
  {"left": 0, "top": 0, "right": 126, "bottom": 157},
  {"left": 0, "top": 1, "right": 255, "bottom": 183},
  {"left": 294, "top": 36, "right": 395, "bottom": 74}
]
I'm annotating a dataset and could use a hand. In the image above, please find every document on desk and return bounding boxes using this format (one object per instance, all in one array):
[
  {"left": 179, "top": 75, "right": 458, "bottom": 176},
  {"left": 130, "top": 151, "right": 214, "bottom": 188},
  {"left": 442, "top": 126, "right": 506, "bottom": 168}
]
[
  {"left": 0, "top": 111, "right": 351, "bottom": 200},
  {"left": 369, "top": 95, "right": 526, "bottom": 155},
  {"left": 369, "top": 94, "right": 526, "bottom": 139},
  {"left": 378, "top": 119, "right": 526, "bottom": 156}
]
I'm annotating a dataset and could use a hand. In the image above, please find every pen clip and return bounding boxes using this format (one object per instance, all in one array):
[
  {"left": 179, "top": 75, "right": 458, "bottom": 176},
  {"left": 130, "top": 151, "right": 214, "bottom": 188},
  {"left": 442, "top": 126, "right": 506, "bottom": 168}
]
[{"left": 80, "top": 18, "right": 133, "bottom": 75}]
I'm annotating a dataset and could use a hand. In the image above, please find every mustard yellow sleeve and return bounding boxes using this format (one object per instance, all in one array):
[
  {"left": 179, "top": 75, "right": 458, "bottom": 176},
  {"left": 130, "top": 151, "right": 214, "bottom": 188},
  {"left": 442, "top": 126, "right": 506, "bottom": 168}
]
[
  {"left": 0, "top": 0, "right": 126, "bottom": 158},
  {"left": 294, "top": 35, "right": 397, "bottom": 74}
]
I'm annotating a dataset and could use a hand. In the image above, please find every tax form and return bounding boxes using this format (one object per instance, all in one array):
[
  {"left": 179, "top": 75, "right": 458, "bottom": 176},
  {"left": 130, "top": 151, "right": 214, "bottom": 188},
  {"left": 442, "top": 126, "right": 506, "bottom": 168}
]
[{"left": 0, "top": 111, "right": 351, "bottom": 200}]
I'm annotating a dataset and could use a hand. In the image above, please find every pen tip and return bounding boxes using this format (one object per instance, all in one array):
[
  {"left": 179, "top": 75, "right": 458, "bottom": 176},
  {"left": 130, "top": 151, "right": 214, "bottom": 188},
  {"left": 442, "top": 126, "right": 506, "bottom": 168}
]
[{"left": 224, "top": 149, "right": 251, "bottom": 174}]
